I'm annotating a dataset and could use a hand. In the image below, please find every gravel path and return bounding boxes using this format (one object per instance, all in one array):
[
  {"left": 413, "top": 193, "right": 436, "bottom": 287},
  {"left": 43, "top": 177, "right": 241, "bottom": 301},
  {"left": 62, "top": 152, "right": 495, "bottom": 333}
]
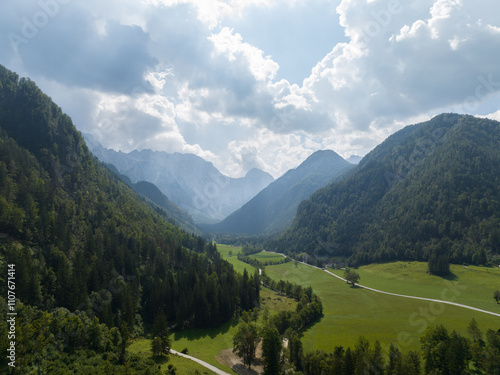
[
  {"left": 179, "top": 250, "right": 499, "bottom": 375},
  {"left": 170, "top": 349, "right": 231, "bottom": 375},
  {"left": 296, "top": 259, "right": 500, "bottom": 318},
  {"left": 261, "top": 250, "right": 500, "bottom": 318}
]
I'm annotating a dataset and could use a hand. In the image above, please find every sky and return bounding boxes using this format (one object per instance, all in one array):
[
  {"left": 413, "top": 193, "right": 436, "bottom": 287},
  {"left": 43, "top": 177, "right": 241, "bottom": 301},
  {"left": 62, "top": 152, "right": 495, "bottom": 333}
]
[{"left": 1, "top": 0, "right": 500, "bottom": 178}]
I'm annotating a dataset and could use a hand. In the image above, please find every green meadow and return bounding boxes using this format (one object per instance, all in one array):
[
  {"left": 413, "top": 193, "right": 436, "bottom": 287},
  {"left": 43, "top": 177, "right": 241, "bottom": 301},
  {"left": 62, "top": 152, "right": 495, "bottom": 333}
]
[
  {"left": 217, "top": 243, "right": 256, "bottom": 274},
  {"left": 166, "top": 286, "right": 298, "bottom": 374},
  {"left": 249, "top": 251, "right": 287, "bottom": 263},
  {"left": 259, "top": 286, "right": 298, "bottom": 314},
  {"left": 170, "top": 319, "right": 239, "bottom": 374},
  {"left": 264, "top": 261, "right": 500, "bottom": 354},
  {"left": 128, "top": 338, "right": 217, "bottom": 374},
  {"left": 329, "top": 261, "right": 500, "bottom": 312},
  {"left": 170, "top": 245, "right": 499, "bottom": 368}
]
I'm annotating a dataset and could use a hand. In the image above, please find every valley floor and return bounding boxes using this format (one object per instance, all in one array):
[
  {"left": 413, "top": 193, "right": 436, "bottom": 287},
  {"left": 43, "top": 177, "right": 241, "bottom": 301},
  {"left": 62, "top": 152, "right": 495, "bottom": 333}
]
[
  {"left": 264, "top": 259, "right": 500, "bottom": 353},
  {"left": 157, "top": 246, "right": 500, "bottom": 373}
]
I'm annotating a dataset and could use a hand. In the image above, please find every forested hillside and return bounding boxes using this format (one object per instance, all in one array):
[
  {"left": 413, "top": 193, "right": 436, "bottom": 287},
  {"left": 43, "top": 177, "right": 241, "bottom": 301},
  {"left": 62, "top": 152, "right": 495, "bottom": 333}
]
[
  {"left": 0, "top": 65, "right": 259, "bottom": 372},
  {"left": 272, "top": 114, "right": 500, "bottom": 266}
]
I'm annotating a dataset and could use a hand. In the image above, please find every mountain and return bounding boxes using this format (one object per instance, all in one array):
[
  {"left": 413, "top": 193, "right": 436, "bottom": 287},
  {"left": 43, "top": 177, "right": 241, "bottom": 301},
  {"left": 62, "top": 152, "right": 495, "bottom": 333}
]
[
  {"left": 347, "top": 155, "right": 363, "bottom": 164},
  {"left": 272, "top": 114, "right": 500, "bottom": 266},
  {"left": 84, "top": 134, "right": 274, "bottom": 224},
  {"left": 104, "top": 163, "right": 198, "bottom": 233},
  {"left": 203, "top": 150, "right": 353, "bottom": 235},
  {"left": 0, "top": 65, "right": 259, "bottom": 371}
]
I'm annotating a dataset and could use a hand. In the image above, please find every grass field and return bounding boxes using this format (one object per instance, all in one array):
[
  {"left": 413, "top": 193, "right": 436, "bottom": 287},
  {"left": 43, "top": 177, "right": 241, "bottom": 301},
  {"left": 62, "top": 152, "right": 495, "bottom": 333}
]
[
  {"left": 217, "top": 244, "right": 256, "bottom": 274},
  {"left": 248, "top": 251, "right": 287, "bottom": 264},
  {"left": 264, "top": 261, "right": 500, "bottom": 354},
  {"left": 260, "top": 287, "right": 297, "bottom": 314},
  {"left": 170, "top": 319, "right": 239, "bottom": 374},
  {"left": 329, "top": 261, "right": 500, "bottom": 312},
  {"left": 128, "top": 338, "right": 216, "bottom": 374}
]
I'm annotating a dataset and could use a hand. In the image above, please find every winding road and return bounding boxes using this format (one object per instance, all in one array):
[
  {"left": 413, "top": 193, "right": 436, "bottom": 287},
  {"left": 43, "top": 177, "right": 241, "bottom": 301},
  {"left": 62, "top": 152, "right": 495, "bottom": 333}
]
[
  {"left": 170, "top": 252, "right": 500, "bottom": 375},
  {"left": 170, "top": 349, "right": 231, "bottom": 375},
  {"left": 294, "top": 258, "right": 500, "bottom": 318}
]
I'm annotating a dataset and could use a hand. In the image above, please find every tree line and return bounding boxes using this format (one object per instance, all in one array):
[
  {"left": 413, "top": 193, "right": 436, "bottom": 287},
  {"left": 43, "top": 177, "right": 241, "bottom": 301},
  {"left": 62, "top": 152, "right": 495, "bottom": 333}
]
[{"left": 233, "top": 316, "right": 500, "bottom": 375}]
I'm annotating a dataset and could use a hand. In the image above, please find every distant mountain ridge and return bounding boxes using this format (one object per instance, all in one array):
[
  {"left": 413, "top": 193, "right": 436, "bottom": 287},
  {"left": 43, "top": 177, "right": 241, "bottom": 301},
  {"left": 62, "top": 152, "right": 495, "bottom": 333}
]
[
  {"left": 84, "top": 134, "right": 274, "bottom": 223},
  {"left": 104, "top": 163, "right": 198, "bottom": 233},
  {"left": 347, "top": 155, "right": 362, "bottom": 164},
  {"left": 203, "top": 150, "right": 353, "bottom": 235},
  {"left": 272, "top": 114, "right": 500, "bottom": 266}
]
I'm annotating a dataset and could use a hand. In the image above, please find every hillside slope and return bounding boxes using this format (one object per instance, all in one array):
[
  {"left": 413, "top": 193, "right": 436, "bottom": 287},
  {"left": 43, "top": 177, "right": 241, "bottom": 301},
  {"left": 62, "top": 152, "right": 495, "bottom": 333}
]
[
  {"left": 0, "top": 65, "right": 259, "bottom": 370},
  {"left": 272, "top": 114, "right": 500, "bottom": 266},
  {"left": 104, "top": 163, "right": 198, "bottom": 233},
  {"left": 204, "top": 150, "right": 353, "bottom": 235}
]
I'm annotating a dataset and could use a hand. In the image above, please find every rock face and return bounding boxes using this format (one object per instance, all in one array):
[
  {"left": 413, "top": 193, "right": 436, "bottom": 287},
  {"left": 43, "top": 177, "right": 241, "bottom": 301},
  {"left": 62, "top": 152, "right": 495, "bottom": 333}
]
[{"left": 84, "top": 134, "right": 274, "bottom": 223}]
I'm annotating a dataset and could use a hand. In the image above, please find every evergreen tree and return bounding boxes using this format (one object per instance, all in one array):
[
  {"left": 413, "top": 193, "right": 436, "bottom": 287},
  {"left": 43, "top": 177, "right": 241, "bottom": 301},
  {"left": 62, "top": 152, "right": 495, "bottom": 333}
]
[
  {"left": 483, "top": 329, "right": 500, "bottom": 375},
  {"left": 151, "top": 337, "right": 163, "bottom": 358},
  {"left": 261, "top": 325, "right": 282, "bottom": 375},
  {"left": 387, "top": 343, "right": 402, "bottom": 375}
]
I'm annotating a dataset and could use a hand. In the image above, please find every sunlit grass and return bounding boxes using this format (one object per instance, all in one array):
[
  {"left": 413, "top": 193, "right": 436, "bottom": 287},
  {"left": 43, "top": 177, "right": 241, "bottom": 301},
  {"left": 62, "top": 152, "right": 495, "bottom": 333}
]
[
  {"left": 264, "top": 261, "right": 500, "bottom": 354},
  {"left": 249, "top": 251, "right": 287, "bottom": 263},
  {"left": 128, "top": 338, "right": 217, "bottom": 374},
  {"left": 329, "top": 261, "right": 500, "bottom": 312},
  {"left": 217, "top": 244, "right": 256, "bottom": 274}
]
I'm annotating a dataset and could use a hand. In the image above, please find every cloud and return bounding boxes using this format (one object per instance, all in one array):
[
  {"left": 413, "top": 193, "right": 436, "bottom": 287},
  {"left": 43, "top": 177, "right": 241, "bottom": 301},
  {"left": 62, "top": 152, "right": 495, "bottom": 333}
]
[
  {"left": 3, "top": 1, "right": 158, "bottom": 94},
  {"left": 302, "top": 0, "right": 500, "bottom": 134},
  {"left": 1, "top": 0, "right": 499, "bottom": 178},
  {"left": 144, "top": 0, "right": 275, "bottom": 28},
  {"left": 209, "top": 27, "right": 279, "bottom": 82}
]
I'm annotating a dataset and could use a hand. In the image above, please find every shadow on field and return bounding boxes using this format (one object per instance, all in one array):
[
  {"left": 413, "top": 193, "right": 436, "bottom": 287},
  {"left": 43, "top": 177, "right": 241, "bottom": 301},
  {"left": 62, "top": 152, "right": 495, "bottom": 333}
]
[
  {"left": 442, "top": 271, "right": 458, "bottom": 281},
  {"left": 232, "top": 362, "right": 261, "bottom": 375},
  {"left": 173, "top": 319, "right": 239, "bottom": 342}
]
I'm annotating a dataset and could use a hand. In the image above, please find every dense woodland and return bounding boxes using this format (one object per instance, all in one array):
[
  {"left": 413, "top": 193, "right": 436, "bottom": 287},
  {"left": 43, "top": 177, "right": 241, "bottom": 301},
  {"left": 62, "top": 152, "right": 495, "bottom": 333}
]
[
  {"left": 272, "top": 114, "right": 500, "bottom": 269},
  {"left": 0, "top": 65, "right": 259, "bottom": 372}
]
